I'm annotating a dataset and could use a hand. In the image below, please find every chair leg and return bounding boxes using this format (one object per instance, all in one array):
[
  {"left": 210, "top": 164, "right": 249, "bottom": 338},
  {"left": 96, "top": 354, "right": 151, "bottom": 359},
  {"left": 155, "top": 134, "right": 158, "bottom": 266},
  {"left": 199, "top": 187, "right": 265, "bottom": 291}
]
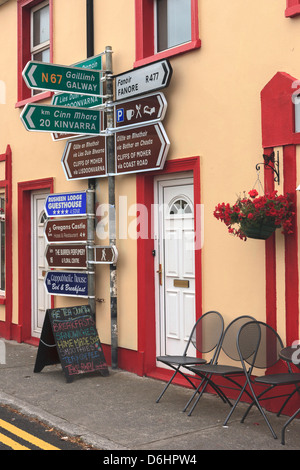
[
  {"left": 281, "top": 407, "right": 300, "bottom": 445},
  {"left": 277, "top": 386, "right": 300, "bottom": 417},
  {"left": 156, "top": 365, "right": 200, "bottom": 402},
  {"left": 186, "top": 376, "right": 231, "bottom": 416},
  {"left": 182, "top": 376, "right": 208, "bottom": 412},
  {"left": 187, "top": 380, "right": 210, "bottom": 416},
  {"left": 156, "top": 368, "right": 179, "bottom": 403},
  {"left": 241, "top": 382, "right": 278, "bottom": 440},
  {"left": 223, "top": 380, "right": 248, "bottom": 426}
]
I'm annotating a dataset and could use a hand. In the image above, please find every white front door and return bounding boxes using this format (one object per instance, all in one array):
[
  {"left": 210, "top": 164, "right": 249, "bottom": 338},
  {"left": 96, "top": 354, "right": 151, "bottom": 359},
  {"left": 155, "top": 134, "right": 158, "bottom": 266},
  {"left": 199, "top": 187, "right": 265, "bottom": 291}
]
[
  {"left": 31, "top": 191, "right": 51, "bottom": 338},
  {"left": 154, "top": 174, "right": 195, "bottom": 361}
]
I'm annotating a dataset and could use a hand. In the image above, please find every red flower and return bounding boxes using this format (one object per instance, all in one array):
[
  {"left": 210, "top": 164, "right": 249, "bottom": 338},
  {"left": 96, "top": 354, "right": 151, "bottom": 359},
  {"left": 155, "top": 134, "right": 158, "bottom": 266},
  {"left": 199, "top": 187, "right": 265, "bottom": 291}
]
[{"left": 248, "top": 189, "right": 258, "bottom": 198}]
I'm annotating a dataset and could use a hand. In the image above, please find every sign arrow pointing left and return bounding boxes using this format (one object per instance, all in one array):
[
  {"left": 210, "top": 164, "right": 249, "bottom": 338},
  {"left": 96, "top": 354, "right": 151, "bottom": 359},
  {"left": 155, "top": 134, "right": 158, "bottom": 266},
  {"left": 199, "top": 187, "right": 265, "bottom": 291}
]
[
  {"left": 20, "top": 103, "right": 102, "bottom": 135},
  {"left": 25, "top": 106, "right": 36, "bottom": 129},
  {"left": 27, "top": 64, "right": 37, "bottom": 86}
]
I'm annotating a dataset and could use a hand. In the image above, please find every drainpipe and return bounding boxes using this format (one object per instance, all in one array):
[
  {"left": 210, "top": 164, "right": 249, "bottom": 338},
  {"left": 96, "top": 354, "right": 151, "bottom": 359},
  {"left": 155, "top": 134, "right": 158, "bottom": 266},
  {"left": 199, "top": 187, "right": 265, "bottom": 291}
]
[{"left": 86, "top": 0, "right": 94, "bottom": 58}]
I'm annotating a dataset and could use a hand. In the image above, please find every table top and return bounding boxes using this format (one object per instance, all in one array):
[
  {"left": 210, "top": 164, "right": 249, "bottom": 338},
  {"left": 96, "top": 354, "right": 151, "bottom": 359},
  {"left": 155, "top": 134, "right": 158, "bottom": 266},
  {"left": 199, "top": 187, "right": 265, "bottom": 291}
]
[{"left": 280, "top": 346, "right": 300, "bottom": 369}]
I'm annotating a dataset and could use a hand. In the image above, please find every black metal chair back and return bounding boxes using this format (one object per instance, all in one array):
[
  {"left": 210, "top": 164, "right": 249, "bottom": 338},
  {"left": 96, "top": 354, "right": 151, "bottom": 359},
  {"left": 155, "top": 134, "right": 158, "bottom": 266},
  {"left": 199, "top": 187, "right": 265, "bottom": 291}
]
[
  {"left": 189, "top": 310, "right": 225, "bottom": 359},
  {"left": 237, "top": 321, "right": 300, "bottom": 442},
  {"left": 223, "top": 316, "right": 256, "bottom": 357},
  {"left": 237, "top": 320, "right": 284, "bottom": 373},
  {"left": 156, "top": 310, "right": 224, "bottom": 402}
]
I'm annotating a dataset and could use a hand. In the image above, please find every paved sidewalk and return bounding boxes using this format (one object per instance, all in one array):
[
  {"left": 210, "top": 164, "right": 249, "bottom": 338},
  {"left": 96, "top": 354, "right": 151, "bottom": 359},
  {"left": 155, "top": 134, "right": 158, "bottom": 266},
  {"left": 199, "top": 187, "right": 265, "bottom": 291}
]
[{"left": 0, "top": 339, "right": 299, "bottom": 451}]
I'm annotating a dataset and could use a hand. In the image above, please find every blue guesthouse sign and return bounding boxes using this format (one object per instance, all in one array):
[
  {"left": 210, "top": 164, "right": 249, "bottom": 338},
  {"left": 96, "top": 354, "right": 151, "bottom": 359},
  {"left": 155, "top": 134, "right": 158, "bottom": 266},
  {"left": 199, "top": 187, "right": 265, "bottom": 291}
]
[
  {"left": 45, "top": 271, "right": 89, "bottom": 298},
  {"left": 45, "top": 191, "right": 87, "bottom": 217}
]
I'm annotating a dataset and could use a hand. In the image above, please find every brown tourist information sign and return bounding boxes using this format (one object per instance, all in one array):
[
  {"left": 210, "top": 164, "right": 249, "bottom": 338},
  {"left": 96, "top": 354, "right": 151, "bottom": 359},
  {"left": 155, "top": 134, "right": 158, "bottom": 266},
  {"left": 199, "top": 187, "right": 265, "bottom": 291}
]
[
  {"left": 44, "top": 218, "right": 88, "bottom": 243},
  {"left": 45, "top": 244, "right": 87, "bottom": 269},
  {"left": 62, "top": 135, "right": 107, "bottom": 180},
  {"left": 93, "top": 246, "right": 118, "bottom": 264},
  {"left": 114, "top": 92, "right": 167, "bottom": 129},
  {"left": 114, "top": 122, "right": 170, "bottom": 175}
]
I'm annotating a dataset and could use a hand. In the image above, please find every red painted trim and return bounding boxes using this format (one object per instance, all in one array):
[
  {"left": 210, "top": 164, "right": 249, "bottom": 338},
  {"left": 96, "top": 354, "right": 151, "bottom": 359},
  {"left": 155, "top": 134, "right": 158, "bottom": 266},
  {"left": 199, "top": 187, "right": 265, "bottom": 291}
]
[
  {"left": 264, "top": 148, "right": 277, "bottom": 331},
  {"left": 0, "top": 146, "right": 13, "bottom": 340},
  {"left": 283, "top": 145, "right": 299, "bottom": 345},
  {"left": 134, "top": 40, "right": 202, "bottom": 68},
  {"left": 261, "top": 73, "right": 300, "bottom": 346},
  {"left": 285, "top": 0, "right": 300, "bottom": 17},
  {"left": 261, "top": 72, "right": 297, "bottom": 148},
  {"left": 135, "top": 0, "right": 154, "bottom": 62},
  {"left": 102, "top": 344, "right": 145, "bottom": 375},
  {"left": 15, "top": 91, "right": 52, "bottom": 109},
  {"left": 136, "top": 157, "right": 201, "bottom": 377},
  {"left": 17, "top": 0, "right": 53, "bottom": 105},
  {"left": 18, "top": 178, "right": 53, "bottom": 344},
  {"left": 135, "top": 0, "right": 201, "bottom": 65},
  {"left": 286, "top": 6, "right": 300, "bottom": 17}
]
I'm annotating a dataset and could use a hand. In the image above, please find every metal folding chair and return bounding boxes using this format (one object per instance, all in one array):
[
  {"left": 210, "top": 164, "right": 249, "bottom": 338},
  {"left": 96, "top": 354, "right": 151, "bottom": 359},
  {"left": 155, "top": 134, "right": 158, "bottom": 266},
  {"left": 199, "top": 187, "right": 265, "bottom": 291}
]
[
  {"left": 184, "top": 315, "right": 256, "bottom": 417},
  {"left": 156, "top": 310, "right": 224, "bottom": 403},
  {"left": 236, "top": 321, "right": 300, "bottom": 442}
]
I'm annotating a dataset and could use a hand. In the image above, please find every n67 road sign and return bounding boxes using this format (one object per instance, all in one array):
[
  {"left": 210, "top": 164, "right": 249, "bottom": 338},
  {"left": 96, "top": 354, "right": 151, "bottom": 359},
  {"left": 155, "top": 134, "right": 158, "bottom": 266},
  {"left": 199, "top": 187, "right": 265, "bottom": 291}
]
[{"left": 23, "top": 61, "right": 103, "bottom": 96}]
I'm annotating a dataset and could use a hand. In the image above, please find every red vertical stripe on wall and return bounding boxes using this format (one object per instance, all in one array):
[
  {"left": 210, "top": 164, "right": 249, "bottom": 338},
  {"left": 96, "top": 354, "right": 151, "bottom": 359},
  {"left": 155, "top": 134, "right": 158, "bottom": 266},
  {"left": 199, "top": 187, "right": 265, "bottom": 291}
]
[
  {"left": 283, "top": 145, "right": 299, "bottom": 344},
  {"left": 264, "top": 148, "right": 277, "bottom": 330}
]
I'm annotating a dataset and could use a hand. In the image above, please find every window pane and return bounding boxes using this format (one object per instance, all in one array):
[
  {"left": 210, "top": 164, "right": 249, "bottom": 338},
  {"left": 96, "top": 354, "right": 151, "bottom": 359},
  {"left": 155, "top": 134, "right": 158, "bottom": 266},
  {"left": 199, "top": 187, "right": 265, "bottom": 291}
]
[
  {"left": 33, "top": 4, "right": 50, "bottom": 47},
  {"left": 157, "top": 0, "right": 192, "bottom": 52},
  {"left": 33, "top": 47, "right": 50, "bottom": 63}
]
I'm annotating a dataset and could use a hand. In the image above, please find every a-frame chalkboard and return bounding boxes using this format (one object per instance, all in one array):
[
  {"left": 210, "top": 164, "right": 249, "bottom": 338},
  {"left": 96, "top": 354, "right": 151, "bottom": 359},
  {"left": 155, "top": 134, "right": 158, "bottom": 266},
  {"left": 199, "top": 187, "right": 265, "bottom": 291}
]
[{"left": 34, "top": 305, "right": 109, "bottom": 383}]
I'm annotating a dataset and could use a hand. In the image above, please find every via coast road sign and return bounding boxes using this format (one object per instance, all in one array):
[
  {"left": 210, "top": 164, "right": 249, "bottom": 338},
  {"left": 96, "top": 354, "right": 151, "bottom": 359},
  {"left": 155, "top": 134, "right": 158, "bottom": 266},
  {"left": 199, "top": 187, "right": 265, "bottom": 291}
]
[
  {"left": 44, "top": 271, "right": 89, "bottom": 298},
  {"left": 115, "top": 59, "right": 172, "bottom": 100},
  {"left": 114, "top": 122, "right": 170, "bottom": 175},
  {"left": 23, "top": 61, "right": 103, "bottom": 96},
  {"left": 20, "top": 103, "right": 102, "bottom": 135},
  {"left": 45, "top": 192, "right": 87, "bottom": 217}
]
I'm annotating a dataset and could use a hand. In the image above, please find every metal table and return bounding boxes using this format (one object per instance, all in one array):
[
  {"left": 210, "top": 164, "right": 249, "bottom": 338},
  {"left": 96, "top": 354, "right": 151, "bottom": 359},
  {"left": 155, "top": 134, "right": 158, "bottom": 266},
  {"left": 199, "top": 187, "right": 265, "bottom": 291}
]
[{"left": 279, "top": 346, "right": 300, "bottom": 444}]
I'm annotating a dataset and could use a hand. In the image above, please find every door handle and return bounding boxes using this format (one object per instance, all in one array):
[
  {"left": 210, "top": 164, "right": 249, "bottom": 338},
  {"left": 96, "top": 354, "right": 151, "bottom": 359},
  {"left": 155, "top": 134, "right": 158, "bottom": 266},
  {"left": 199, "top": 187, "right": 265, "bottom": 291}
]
[{"left": 156, "top": 263, "right": 163, "bottom": 286}]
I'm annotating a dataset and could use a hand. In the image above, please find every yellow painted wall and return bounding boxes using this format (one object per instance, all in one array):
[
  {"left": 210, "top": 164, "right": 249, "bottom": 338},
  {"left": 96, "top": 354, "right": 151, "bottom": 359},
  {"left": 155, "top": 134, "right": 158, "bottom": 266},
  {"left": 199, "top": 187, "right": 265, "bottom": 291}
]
[{"left": 0, "top": 0, "right": 299, "bottom": 352}]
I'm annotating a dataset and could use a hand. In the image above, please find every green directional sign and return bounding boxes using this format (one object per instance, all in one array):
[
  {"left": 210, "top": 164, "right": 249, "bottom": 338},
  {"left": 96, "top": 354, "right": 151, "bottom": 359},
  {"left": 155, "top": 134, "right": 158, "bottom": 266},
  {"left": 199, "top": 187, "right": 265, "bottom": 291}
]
[
  {"left": 20, "top": 103, "right": 102, "bottom": 135},
  {"left": 23, "top": 61, "right": 103, "bottom": 96},
  {"left": 52, "top": 54, "right": 103, "bottom": 108}
]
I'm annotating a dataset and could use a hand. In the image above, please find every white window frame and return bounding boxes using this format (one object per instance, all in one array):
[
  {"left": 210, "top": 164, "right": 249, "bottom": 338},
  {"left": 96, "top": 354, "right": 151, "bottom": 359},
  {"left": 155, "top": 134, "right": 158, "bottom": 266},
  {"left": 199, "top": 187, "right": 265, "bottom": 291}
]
[
  {"left": 30, "top": 0, "right": 50, "bottom": 62},
  {"left": 154, "top": 0, "right": 192, "bottom": 54}
]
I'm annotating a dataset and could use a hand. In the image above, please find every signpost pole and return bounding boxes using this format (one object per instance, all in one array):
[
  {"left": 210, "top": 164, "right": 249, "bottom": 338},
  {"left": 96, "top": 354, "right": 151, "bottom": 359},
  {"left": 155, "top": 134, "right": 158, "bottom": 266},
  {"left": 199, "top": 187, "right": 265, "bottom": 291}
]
[
  {"left": 87, "top": 189, "right": 96, "bottom": 317},
  {"left": 105, "top": 46, "right": 118, "bottom": 369},
  {"left": 86, "top": 8, "right": 96, "bottom": 319}
]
